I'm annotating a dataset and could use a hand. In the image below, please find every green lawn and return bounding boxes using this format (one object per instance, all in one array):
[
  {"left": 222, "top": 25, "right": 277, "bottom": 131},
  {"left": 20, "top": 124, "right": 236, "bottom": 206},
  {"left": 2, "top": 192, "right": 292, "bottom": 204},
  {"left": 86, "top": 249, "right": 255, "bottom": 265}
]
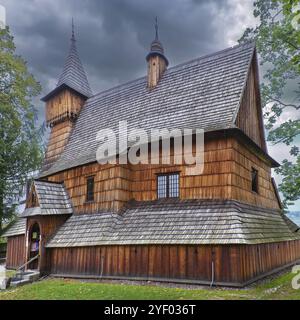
[{"left": 0, "top": 271, "right": 299, "bottom": 300}]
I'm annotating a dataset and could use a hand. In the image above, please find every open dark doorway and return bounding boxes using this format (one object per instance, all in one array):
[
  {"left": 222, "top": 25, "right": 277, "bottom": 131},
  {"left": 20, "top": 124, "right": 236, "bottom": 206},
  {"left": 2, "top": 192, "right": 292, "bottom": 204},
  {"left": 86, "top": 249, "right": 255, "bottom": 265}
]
[{"left": 28, "top": 223, "right": 40, "bottom": 270}]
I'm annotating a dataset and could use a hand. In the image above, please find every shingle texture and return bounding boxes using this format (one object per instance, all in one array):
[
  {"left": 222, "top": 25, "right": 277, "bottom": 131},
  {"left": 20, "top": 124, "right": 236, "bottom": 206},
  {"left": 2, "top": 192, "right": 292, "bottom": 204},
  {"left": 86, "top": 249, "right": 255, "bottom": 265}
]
[
  {"left": 2, "top": 218, "right": 26, "bottom": 237},
  {"left": 40, "top": 42, "right": 255, "bottom": 177},
  {"left": 282, "top": 214, "right": 300, "bottom": 233},
  {"left": 46, "top": 199, "right": 300, "bottom": 248},
  {"left": 22, "top": 181, "right": 73, "bottom": 217},
  {"left": 56, "top": 35, "right": 92, "bottom": 99}
]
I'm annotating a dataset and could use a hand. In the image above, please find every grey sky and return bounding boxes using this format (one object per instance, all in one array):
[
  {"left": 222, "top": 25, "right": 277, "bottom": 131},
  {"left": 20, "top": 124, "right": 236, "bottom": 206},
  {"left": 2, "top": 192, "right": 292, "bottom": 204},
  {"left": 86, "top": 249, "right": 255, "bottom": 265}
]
[{"left": 1, "top": 0, "right": 299, "bottom": 210}]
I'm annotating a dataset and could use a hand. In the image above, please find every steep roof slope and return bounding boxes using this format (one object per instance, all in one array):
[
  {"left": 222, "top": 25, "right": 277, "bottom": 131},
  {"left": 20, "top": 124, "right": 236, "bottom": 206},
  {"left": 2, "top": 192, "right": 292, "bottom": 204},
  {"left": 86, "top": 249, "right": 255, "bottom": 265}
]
[
  {"left": 56, "top": 35, "right": 92, "bottom": 98},
  {"left": 22, "top": 181, "right": 73, "bottom": 217},
  {"left": 46, "top": 199, "right": 300, "bottom": 247},
  {"left": 1, "top": 218, "right": 26, "bottom": 237},
  {"left": 40, "top": 42, "right": 255, "bottom": 177},
  {"left": 42, "top": 31, "right": 92, "bottom": 101}
]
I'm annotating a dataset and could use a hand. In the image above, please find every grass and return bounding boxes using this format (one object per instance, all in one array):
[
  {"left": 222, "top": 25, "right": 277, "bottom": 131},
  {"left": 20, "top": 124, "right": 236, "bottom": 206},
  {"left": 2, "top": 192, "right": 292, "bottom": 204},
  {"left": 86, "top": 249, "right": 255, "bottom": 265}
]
[{"left": 0, "top": 271, "right": 299, "bottom": 300}]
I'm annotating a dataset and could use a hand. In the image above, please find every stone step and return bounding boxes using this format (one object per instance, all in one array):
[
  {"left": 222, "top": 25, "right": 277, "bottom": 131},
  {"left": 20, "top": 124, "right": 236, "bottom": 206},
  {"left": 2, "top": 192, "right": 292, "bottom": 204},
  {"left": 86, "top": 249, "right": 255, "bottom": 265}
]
[{"left": 10, "top": 270, "right": 40, "bottom": 288}]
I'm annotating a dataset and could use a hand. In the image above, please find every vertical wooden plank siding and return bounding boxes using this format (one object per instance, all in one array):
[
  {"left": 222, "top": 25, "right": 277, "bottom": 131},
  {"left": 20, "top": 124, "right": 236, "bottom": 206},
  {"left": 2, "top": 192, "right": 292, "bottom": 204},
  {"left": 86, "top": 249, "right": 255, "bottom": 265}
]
[
  {"left": 48, "top": 241, "right": 300, "bottom": 285},
  {"left": 45, "top": 89, "right": 86, "bottom": 126},
  {"left": 5, "top": 235, "right": 26, "bottom": 269}
]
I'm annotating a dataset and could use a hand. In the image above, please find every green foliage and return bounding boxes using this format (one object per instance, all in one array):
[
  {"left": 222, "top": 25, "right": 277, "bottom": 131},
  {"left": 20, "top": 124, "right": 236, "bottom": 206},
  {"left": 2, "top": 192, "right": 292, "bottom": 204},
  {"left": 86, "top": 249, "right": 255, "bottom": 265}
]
[
  {"left": 275, "top": 157, "right": 300, "bottom": 206},
  {"left": 0, "top": 27, "right": 43, "bottom": 229},
  {"left": 240, "top": 0, "right": 300, "bottom": 206}
]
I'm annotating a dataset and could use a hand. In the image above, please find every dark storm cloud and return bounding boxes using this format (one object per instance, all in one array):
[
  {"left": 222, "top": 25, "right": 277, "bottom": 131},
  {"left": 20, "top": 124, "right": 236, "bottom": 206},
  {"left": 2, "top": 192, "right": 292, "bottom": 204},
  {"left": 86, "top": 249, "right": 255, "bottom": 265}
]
[{"left": 2, "top": 0, "right": 234, "bottom": 97}]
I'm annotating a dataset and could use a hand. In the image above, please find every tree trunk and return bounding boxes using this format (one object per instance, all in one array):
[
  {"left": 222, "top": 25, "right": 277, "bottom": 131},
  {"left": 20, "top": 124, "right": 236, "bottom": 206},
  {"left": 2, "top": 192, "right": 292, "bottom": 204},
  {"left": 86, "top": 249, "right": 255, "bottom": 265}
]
[{"left": 0, "top": 193, "right": 3, "bottom": 233}]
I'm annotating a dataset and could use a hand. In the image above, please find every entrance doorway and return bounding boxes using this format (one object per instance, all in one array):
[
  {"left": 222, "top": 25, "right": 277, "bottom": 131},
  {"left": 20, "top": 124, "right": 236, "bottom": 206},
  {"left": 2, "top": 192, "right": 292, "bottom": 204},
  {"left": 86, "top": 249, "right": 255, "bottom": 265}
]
[{"left": 28, "top": 223, "right": 40, "bottom": 270}]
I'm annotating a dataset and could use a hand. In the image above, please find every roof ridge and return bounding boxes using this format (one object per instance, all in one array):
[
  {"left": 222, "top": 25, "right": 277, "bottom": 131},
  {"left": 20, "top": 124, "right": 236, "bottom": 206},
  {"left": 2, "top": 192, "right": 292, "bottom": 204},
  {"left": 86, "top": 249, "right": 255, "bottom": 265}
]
[
  {"left": 89, "top": 41, "right": 255, "bottom": 101},
  {"left": 166, "top": 41, "right": 255, "bottom": 72}
]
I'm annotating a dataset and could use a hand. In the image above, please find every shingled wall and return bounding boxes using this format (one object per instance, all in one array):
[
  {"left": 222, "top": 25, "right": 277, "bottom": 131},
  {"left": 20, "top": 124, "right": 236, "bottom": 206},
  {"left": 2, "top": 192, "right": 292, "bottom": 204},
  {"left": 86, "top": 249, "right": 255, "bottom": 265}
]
[{"left": 47, "top": 135, "right": 280, "bottom": 213}]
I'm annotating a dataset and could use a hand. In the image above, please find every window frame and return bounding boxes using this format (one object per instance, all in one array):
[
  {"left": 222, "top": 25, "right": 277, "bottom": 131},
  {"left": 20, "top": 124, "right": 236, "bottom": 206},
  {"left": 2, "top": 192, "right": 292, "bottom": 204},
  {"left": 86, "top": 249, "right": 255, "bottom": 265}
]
[
  {"left": 156, "top": 172, "right": 180, "bottom": 199},
  {"left": 86, "top": 176, "right": 95, "bottom": 202},
  {"left": 251, "top": 167, "right": 259, "bottom": 194}
]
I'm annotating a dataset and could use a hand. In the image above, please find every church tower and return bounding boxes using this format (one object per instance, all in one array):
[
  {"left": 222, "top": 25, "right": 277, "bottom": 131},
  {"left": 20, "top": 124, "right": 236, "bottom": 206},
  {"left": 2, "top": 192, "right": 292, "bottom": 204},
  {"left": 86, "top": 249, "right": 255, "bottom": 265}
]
[
  {"left": 146, "top": 17, "right": 169, "bottom": 89},
  {"left": 41, "top": 21, "right": 92, "bottom": 171}
]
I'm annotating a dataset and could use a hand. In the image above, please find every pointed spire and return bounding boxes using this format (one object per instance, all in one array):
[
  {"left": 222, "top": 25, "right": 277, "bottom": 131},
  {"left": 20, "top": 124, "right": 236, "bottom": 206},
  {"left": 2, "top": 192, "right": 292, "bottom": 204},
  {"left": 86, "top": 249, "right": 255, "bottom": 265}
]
[
  {"left": 71, "top": 17, "right": 75, "bottom": 41},
  {"left": 155, "top": 16, "right": 159, "bottom": 40},
  {"left": 41, "top": 20, "right": 92, "bottom": 102},
  {"left": 56, "top": 20, "right": 92, "bottom": 98}
]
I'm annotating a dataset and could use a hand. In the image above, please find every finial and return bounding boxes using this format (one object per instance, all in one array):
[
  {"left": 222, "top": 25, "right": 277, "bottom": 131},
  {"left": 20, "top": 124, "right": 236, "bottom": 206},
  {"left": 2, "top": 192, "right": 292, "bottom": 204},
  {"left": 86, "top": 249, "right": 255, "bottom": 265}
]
[
  {"left": 71, "top": 17, "right": 75, "bottom": 41},
  {"left": 155, "top": 16, "right": 159, "bottom": 40}
]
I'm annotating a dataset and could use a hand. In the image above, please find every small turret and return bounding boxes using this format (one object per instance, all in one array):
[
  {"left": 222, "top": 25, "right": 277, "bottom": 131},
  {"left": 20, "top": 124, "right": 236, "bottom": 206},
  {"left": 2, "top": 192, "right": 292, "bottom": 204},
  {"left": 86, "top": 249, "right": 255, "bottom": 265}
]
[{"left": 146, "top": 17, "right": 169, "bottom": 89}]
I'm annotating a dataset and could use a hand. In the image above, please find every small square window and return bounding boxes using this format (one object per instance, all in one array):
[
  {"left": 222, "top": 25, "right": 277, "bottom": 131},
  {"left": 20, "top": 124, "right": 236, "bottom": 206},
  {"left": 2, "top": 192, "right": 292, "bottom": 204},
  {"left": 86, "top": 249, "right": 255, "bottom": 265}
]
[
  {"left": 157, "top": 173, "right": 180, "bottom": 199},
  {"left": 251, "top": 168, "right": 258, "bottom": 193},
  {"left": 86, "top": 176, "right": 95, "bottom": 202}
]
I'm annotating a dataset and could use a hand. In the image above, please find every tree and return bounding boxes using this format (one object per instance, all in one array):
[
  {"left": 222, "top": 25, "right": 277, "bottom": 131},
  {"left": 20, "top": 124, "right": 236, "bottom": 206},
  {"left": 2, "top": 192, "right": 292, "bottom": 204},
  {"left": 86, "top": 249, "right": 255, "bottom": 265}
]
[
  {"left": 0, "top": 27, "right": 43, "bottom": 232},
  {"left": 240, "top": 0, "right": 300, "bottom": 207}
]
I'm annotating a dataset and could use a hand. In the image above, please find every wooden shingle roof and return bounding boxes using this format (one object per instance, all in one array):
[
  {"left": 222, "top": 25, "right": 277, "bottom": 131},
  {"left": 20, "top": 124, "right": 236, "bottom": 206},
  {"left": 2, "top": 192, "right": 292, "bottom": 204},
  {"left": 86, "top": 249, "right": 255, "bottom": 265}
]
[
  {"left": 46, "top": 199, "right": 300, "bottom": 248},
  {"left": 2, "top": 218, "right": 26, "bottom": 237},
  {"left": 42, "top": 31, "right": 92, "bottom": 102},
  {"left": 40, "top": 42, "right": 256, "bottom": 177},
  {"left": 22, "top": 181, "right": 73, "bottom": 217}
]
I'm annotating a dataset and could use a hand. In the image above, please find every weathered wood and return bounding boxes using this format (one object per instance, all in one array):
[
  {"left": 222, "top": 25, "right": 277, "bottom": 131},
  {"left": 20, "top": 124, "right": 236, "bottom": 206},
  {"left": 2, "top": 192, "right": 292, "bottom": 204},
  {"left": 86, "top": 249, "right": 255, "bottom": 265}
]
[
  {"left": 235, "top": 57, "right": 266, "bottom": 151},
  {"left": 26, "top": 215, "right": 69, "bottom": 272},
  {"left": 46, "top": 136, "right": 280, "bottom": 212},
  {"left": 43, "top": 88, "right": 87, "bottom": 170},
  {"left": 48, "top": 240, "right": 300, "bottom": 285},
  {"left": 26, "top": 184, "right": 39, "bottom": 208},
  {"left": 5, "top": 235, "right": 26, "bottom": 269},
  {"left": 147, "top": 55, "right": 167, "bottom": 89},
  {"left": 45, "top": 88, "right": 86, "bottom": 126}
]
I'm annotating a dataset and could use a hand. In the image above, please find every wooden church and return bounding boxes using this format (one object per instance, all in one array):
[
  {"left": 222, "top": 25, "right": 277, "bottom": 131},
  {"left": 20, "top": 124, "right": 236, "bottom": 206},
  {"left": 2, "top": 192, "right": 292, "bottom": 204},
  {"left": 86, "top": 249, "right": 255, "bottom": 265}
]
[{"left": 3, "top": 22, "right": 300, "bottom": 287}]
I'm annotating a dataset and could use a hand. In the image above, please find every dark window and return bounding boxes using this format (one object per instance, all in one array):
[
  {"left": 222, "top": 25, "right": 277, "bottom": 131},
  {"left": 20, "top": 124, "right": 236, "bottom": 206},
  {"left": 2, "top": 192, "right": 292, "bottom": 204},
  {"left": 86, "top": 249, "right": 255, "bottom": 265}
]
[
  {"left": 86, "top": 176, "right": 95, "bottom": 202},
  {"left": 157, "top": 173, "right": 179, "bottom": 199},
  {"left": 251, "top": 168, "right": 258, "bottom": 193},
  {"left": 157, "top": 175, "right": 167, "bottom": 198}
]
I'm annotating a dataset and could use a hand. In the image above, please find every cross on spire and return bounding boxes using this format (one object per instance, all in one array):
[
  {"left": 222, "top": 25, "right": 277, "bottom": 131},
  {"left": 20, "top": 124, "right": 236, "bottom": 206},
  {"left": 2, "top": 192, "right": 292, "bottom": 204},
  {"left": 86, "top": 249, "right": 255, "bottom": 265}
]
[
  {"left": 155, "top": 16, "right": 159, "bottom": 40},
  {"left": 71, "top": 17, "right": 75, "bottom": 41}
]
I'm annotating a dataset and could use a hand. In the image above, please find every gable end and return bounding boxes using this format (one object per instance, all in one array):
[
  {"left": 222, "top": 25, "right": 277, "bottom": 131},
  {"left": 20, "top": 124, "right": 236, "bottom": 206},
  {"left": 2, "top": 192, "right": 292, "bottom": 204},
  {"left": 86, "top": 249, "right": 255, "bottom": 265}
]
[{"left": 234, "top": 51, "right": 267, "bottom": 152}]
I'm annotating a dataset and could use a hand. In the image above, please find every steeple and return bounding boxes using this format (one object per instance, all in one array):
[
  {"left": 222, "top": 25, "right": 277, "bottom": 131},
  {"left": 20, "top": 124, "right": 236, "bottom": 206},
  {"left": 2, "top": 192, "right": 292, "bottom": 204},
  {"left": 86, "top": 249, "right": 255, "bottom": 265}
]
[
  {"left": 42, "top": 20, "right": 92, "bottom": 102},
  {"left": 56, "top": 20, "right": 92, "bottom": 99},
  {"left": 146, "top": 17, "right": 169, "bottom": 89},
  {"left": 41, "top": 20, "right": 92, "bottom": 172}
]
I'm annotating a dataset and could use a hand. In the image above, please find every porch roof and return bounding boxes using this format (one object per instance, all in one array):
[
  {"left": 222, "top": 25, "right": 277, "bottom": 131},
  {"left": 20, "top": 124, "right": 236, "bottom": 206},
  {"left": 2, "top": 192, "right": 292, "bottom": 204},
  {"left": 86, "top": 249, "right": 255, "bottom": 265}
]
[{"left": 22, "top": 180, "right": 73, "bottom": 217}]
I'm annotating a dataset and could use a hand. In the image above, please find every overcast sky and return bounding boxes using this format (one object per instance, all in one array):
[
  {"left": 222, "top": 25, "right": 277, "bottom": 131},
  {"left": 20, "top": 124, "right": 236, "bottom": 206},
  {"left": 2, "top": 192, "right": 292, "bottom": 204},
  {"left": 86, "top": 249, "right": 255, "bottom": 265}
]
[{"left": 1, "top": 0, "right": 299, "bottom": 211}]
